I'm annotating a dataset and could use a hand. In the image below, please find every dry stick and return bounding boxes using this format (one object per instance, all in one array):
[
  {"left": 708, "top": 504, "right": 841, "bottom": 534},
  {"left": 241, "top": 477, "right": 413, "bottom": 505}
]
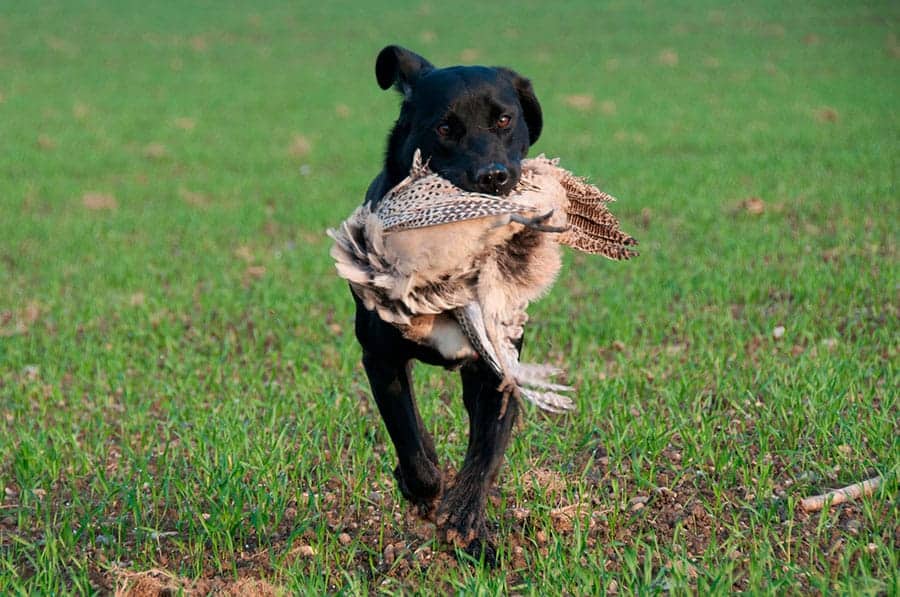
[{"left": 800, "top": 476, "right": 883, "bottom": 512}]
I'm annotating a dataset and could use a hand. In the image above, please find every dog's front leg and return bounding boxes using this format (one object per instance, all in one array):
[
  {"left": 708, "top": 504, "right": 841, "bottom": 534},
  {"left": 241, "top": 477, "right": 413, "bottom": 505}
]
[
  {"left": 437, "top": 359, "right": 520, "bottom": 565},
  {"left": 353, "top": 292, "right": 443, "bottom": 515},
  {"left": 361, "top": 352, "right": 443, "bottom": 516}
]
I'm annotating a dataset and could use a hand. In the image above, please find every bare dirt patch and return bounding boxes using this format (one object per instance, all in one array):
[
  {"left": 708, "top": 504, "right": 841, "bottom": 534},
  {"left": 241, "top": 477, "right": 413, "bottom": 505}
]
[
  {"left": 82, "top": 192, "right": 118, "bottom": 211},
  {"left": 288, "top": 135, "right": 312, "bottom": 158},
  {"left": 112, "top": 567, "right": 280, "bottom": 597},
  {"left": 563, "top": 94, "right": 595, "bottom": 111},
  {"left": 815, "top": 106, "right": 840, "bottom": 123}
]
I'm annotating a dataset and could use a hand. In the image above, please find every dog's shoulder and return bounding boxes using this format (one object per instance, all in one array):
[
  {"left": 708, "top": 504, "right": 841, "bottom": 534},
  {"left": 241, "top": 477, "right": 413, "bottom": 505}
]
[{"left": 364, "top": 170, "right": 389, "bottom": 206}]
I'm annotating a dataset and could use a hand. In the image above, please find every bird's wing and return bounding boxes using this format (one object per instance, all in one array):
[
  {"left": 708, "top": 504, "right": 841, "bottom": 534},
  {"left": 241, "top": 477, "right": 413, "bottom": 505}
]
[
  {"left": 328, "top": 208, "right": 479, "bottom": 322},
  {"left": 538, "top": 165, "right": 639, "bottom": 260},
  {"left": 562, "top": 210, "right": 639, "bottom": 259}
]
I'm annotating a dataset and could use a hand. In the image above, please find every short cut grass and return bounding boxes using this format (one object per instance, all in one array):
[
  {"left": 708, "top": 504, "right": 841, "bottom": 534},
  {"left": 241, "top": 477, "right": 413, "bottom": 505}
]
[{"left": 0, "top": 0, "right": 897, "bottom": 594}]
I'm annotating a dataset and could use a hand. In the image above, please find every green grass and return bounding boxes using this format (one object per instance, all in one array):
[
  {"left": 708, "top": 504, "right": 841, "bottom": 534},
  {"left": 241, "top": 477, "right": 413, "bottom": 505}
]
[{"left": 1, "top": 0, "right": 898, "bottom": 593}]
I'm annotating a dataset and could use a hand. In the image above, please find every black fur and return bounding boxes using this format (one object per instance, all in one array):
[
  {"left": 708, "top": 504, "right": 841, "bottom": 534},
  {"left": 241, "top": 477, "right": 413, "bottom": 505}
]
[
  {"left": 352, "top": 45, "right": 543, "bottom": 564},
  {"left": 367, "top": 45, "right": 542, "bottom": 204}
]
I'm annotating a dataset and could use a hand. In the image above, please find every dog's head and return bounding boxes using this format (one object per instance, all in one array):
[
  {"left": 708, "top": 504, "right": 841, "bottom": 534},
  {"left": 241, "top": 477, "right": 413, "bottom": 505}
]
[{"left": 376, "top": 45, "right": 542, "bottom": 196}]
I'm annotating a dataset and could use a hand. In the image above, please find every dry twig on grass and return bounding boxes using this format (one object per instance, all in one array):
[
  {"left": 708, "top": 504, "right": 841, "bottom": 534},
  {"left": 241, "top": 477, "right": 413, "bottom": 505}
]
[{"left": 799, "top": 476, "right": 883, "bottom": 512}]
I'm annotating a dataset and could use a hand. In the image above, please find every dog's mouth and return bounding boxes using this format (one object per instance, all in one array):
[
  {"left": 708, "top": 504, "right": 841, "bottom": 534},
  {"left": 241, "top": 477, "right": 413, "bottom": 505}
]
[
  {"left": 434, "top": 165, "right": 520, "bottom": 197},
  {"left": 480, "top": 179, "right": 514, "bottom": 196}
]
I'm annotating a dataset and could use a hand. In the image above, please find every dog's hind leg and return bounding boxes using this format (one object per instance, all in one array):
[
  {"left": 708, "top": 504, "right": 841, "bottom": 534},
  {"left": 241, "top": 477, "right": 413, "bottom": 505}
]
[{"left": 436, "top": 358, "right": 520, "bottom": 565}]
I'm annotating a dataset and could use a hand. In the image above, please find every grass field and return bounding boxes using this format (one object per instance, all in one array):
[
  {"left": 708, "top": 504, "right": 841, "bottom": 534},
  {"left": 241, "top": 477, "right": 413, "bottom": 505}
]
[{"left": 1, "top": 0, "right": 898, "bottom": 594}]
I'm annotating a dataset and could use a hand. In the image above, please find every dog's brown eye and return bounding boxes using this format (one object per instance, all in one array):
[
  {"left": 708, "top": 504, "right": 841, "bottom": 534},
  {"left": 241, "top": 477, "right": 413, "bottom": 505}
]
[
  {"left": 496, "top": 115, "right": 511, "bottom": 129},
  {"left": 436, "top": 122, "right": 451, "bottom": 137}
]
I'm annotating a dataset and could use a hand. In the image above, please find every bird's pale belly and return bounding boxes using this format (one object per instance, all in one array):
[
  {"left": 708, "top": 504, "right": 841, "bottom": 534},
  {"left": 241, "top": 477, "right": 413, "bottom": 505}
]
[{"left": 402, "top": 313, "right": 477, "bottom": 361}]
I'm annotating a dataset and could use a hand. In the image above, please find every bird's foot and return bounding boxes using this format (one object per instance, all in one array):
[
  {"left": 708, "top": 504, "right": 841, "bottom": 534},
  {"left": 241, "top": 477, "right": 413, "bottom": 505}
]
[
  {"left": 496, "top": 376, "right": 520, "bottom": 419},
  {"left": 511, "top": 210, "right": 569, "bottom": 233}
]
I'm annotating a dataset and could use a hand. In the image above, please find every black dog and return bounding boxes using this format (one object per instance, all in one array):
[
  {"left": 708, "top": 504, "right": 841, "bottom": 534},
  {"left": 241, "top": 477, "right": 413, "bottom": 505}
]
[{"left": 352, "top": 45, "right": 543, "bottom": 562}]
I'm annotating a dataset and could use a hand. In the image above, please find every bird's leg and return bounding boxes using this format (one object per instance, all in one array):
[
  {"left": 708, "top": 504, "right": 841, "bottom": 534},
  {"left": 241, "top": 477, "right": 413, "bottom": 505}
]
[
  {"left": 510, "top": 210, "right": 569, "bottom": 233},
  {"left": 497, "top": 380, "right": 519, "bottom": 420}
]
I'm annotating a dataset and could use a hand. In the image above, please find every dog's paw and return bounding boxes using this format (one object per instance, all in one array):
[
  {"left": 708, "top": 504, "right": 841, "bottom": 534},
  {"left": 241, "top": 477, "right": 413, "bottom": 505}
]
[
  {"left": 462, "top": 536, "right": 498, "bottom": 567},
  {"left": 436, "top": 486, "right": 496, "bottom": 566},
  {"left": 393, "top": 460, "right": 442, "bottom": 517},
  {"left": 439, "top": 519, "right": 497, "bottom": 567}
]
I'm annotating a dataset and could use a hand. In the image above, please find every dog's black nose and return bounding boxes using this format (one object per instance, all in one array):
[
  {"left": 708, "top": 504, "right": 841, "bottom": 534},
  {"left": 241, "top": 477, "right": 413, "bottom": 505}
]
[{"left": 475, "top": 164, "right": 510, "bottom": 194}]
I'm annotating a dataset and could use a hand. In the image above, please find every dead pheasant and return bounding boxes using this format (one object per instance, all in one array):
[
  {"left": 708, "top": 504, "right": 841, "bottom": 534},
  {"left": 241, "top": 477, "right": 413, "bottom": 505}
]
[{"left": 328, "top": 151, "right": 637, "bottom": 413}]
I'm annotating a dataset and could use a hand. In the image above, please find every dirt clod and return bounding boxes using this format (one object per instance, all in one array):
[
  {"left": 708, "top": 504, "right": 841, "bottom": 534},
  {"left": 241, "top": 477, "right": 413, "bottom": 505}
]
[{"left": 296, "top": 545, "right": 316, "bottom": 558}]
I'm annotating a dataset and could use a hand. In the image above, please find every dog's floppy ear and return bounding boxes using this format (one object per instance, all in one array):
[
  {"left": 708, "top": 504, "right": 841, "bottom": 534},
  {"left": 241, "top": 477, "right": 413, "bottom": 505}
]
[
  {"left": 376, "top": 45, "right": 434, "bottom": 97},
  {"left": 497, "top": 68, "right": 543, "bottom": 146}
]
